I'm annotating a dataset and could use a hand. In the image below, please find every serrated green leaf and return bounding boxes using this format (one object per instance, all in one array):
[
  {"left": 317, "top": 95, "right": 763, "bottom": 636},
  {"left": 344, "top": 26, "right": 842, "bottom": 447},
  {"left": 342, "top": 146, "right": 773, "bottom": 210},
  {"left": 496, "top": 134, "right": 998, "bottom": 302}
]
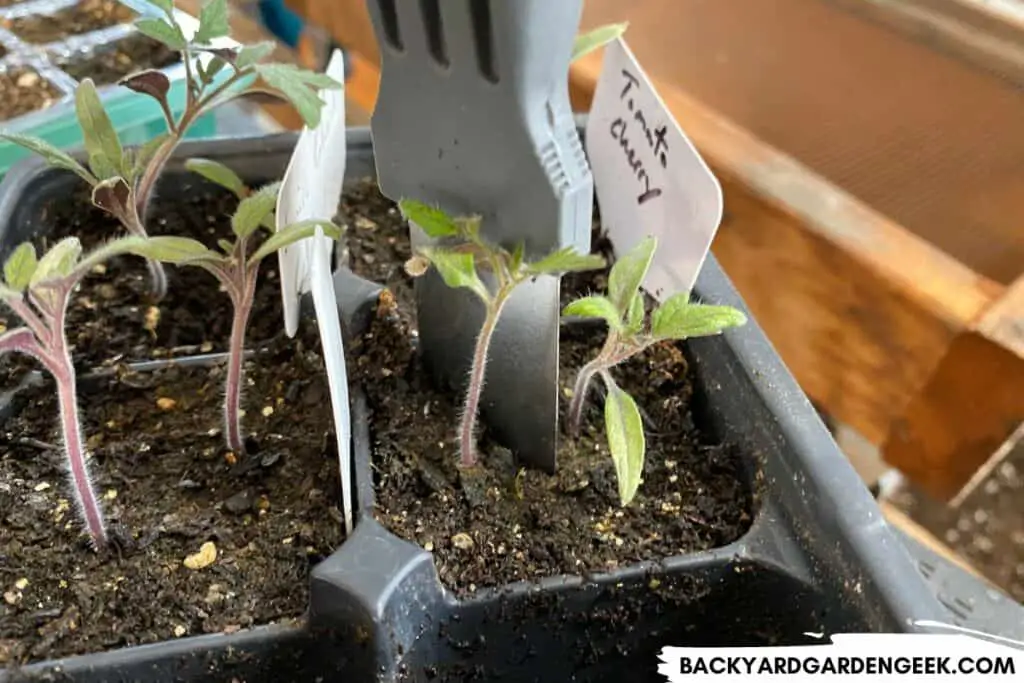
[
  {"left": 254, "top": 63, "right": 340, "bottom": 128},
  {"left": 626, "top": 292, "right": 644, "bottom": 334},
  {"left": 572, "top": 22, "right": 628, "bottom": 62},
  {"left": 31, "top": 238, "right": 82, "bottom": 286},
  {"left": 186, "top": 158, "right": 245, "bottom": 197},
  {"left": 4, "top": 243, "right": 37, "bottom": 291},
  {"left": 76, "top": 79, "right": 125, "bottom": 180},
  {"left": 526, "top": 247, "right": 606, "bottom": 276},
  {"left": 194, "top": 0, "right": 229, "bottom": 43},
  {"left": 608, "top": 235, "right": 656, "bottom": 313},
  {"left": 248, "top": 220, "right": 341, "bottom": 264},
  {"left": 0, "top": 132, "right": 95, "bottom": 184},
  {"left": 650, "top": 296, "right": 747, "bottom": 340},
  {"left": 562, "top": 295, "right": 621, "bottom": 331},
  {"left": 123, "top": 235, "right": 219, "bottom": 265},
  {"left": 236, "top": 42, "right": 275, "bottom": 69},
  {"left": 232, "top": 182, "right": 280, "bottom": 238},
  {"left": 420, "top": 247, "right": 488, "bottom": 301},
  {"left": 603, "top": 376, "right": 645, "bottom": 506},
  {"left": 135, "top": 17, "right": 187, "bottom": 50},
  {"left": 398, "top": 199, "right": 459, "bottom": 238}
]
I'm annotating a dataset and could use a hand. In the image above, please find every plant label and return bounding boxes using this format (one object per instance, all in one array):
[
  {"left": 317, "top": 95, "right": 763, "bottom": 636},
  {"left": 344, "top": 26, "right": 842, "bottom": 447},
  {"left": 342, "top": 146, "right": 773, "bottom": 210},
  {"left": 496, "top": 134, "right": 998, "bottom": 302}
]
[
  {"left": 585, "top": 38, "right": 723, "bottom": 301},
  {"left": 276, "top": 49, "right": 354, "bottom": 534}
]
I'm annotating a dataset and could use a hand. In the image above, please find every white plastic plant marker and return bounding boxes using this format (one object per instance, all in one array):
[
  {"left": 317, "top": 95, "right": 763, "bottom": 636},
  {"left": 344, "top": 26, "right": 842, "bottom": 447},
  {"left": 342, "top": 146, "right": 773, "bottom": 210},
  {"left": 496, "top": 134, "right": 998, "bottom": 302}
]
[
  {"left": 585, "top": 38, "right": 724, "bottom": 302},
  {"left": 275, "top": 49, "right": 353, "bottom": 534}
]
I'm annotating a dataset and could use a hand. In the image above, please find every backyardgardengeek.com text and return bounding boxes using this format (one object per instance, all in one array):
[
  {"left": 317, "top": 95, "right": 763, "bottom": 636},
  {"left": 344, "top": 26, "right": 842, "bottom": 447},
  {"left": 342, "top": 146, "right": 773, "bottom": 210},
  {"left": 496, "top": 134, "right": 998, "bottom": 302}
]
[{"left": 674, "top": 655, "right": 1016, "bottom": 676}]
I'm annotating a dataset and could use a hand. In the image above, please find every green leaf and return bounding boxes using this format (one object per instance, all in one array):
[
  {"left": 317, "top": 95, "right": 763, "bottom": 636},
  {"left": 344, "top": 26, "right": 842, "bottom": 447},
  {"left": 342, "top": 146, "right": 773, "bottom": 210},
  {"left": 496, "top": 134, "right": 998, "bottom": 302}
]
[
  {"left": 0, "top": 282, "right": 21, "bottom": 300},
  {"left": 562, "top": 295, "right": 621, "bottom": 331},
  {"left": 74, "top": 236, "right": 149, "bottom": 275},
  {"left": 194, "top": 0, "right": 229, "bottom": 43},
  {"left": 398, "top": 199, "right": 459, "bottom": 238},
  {"left": 76, "top": 79, "right": 125, "bottom": 180},
  {"left": 526, "top": 247, "right": 606, "bottom": 276},
  {"left": 232, "top": 182, "right": 280, "bottom": 238},
  {"left": 4, "top": 243, "right": 37, "bottom": 291},
  {"left": 144, "top": 0, "right": 175, "bottom": 16},
  {"left": 626, "top": 291, "right": 645, "bottom": 334},
  {"left": 205, "top": 56, "right": 227, "bottom": 82},
  {"left": 186, "top": 158, "right": 246, "bottom": 197},
  {"left": 650, "top": 295, "right": 747, "bottom": 340},
  {"left": 31, "top": 238, "right": 82, "bottom": 286},
  {"left": 217, "top": 238, "right": 233, "bottom": 254},
  {"left": 608, "top": 235, "right": 656, "bottom": 313},
  {"left": 420, "top": 247, "right": 488, "bottom": 302},
  {"left": 572, "top": 22, "right": 628, "bottom": 62},
  {"left": 603, "top": 376, "right": 645, "bottom": 507},
  {"left": 248, "top": 220, "right": 341, "bottom": 264},
  {"left": 0, "top": 132, "right": 96, "bottom": 185},
  {"left": 236, "top": 41, "right": 275, "bottom": 69},
  {"left": 123, "top": 236, "right": 219, "bottom": 265},
  {"left": 135, "top": 17, "right": 187, "bottom": 50},
  {"left": 509, "top": 242, "right": 525, "bottom": 274},
  {"left": 253, "top": 63, "right": 341, "bottom": 128}
]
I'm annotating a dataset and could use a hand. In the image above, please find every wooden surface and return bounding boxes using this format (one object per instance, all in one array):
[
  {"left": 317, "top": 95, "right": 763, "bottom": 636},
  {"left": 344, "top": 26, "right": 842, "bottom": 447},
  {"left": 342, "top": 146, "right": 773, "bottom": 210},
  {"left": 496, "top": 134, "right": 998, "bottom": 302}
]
[
  {"left": 286, "top": 0, "right": 1024, "bottom": 500},
  {"left": 824, "top": 0, "right": 1024, "bottom": 86},
  {"left": 573, "top": 0, "right": 1024, "bottom": 287},
  {"left": 884, "top": 278, "right": 1024, "bottom": 498}
]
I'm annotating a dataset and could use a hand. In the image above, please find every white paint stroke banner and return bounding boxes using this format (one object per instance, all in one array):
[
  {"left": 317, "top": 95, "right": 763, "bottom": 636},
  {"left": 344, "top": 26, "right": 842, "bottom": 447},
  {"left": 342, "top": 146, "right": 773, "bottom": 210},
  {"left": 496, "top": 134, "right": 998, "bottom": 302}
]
[{"left": 658, "top": 624, "right": 1024, "bottom": 682}]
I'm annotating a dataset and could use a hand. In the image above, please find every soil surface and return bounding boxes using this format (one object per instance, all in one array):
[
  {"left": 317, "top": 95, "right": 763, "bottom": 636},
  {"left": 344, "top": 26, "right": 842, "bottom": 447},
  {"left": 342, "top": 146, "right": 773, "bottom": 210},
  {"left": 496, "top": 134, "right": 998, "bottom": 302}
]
[
  {"left": 0, "top": 68, "right": 62, "bottom": 122},
  {"left": 0, "top": 177, "right": 399, "bottom": 387},
  {"left": 349, "top": 251, "right": 753, "bottom": 595},
  {"left": 0, "top": 178, "right": 297, "bottom": 385},
  {"left": 4, "top": 0, "right": 134, "bottom": 44},
  {"left": 0, "top": 317, "right": 344, "bottom": 663},
  {"left": 58, "top": 32, "right": 179, "bottom": 85}
]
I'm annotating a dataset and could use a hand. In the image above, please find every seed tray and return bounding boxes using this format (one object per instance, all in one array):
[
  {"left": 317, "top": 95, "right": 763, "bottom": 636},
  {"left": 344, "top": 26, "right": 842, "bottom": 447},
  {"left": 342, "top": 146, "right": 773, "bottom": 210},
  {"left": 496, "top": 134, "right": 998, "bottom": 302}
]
[{"left": 0, "top": 0, "right": 216, "bottom": 176}]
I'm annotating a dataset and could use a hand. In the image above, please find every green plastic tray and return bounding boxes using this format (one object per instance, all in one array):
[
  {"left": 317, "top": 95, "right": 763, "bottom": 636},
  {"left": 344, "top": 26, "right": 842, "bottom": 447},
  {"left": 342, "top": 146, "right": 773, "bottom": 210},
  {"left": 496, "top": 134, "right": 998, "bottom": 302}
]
[{"left": 0, "top": 0, "right": 218, "bottom": 177}]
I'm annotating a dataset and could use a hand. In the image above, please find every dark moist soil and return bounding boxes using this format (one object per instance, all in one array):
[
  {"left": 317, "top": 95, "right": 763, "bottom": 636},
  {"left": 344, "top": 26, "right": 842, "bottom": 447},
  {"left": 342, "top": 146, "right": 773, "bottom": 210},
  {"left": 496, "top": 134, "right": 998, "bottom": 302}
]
[
  {"left": 347, "top": 243, "right": 753, "bottom": 596},
  {"left": 0, "top": 68, "right": 62, "bottom": 122},
  {"left": 58, "top": 33, "right": 180, "bottom": 85},
  {"left": 0, "top": 317, "right": 343, "bottom": 664},
  {"left": 0, "top": 177, "right": 400, "bottom": 389},
  {"left": 3, "top": 0, "right": 135, "bottom": 44}
]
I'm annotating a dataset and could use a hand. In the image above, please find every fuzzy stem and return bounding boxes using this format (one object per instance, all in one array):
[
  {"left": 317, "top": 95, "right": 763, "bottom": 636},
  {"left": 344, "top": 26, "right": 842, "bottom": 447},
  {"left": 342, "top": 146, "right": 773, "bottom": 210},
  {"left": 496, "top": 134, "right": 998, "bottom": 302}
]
[
  {"left": 51, "top": 309, "right": 106, "bottom": 547},
  {"left": 567, "top": 358, "right": 604, "bottom": 437},
  {"left": 6, "top": 296, "right": 50, "bottom": 344},
  {"left": 134, "top": 132, "right": 180, "bottom": 227},
  {"left": 458, "top": 294, "right": 509, "bottom": 468},
  {"left": 224, "top": 272, "right": 257, "bottom": 454}
]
